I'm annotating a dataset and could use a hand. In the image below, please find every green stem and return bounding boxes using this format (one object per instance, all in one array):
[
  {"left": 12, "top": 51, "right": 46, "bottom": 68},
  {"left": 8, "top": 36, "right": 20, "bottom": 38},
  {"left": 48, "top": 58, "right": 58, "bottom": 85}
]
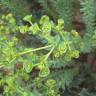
[
  {"left": 29, "top": 21, "right": 33, "bottom": 26},
  {"left": 0, "top": 64, "right": 5, "bottom": 68},
  {"left": 9, "top": 57, "right": 17, "bottom": 64},
  {"left": 44, "top": 46, "right": 54, "bottom": 61},
  {"left": 9, "top": 45, "right": 52, "bottom": 63},
  {"left": 32, "top": 47, "right": 54, "bottom": 68},
  {"left": 17, "top": 45, "right": 52, "bottom": 56}
]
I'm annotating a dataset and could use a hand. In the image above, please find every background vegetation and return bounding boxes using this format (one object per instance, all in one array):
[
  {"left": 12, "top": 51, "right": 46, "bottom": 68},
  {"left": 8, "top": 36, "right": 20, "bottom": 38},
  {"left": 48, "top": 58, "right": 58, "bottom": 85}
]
[{"left": 0, "top": 0, "right": 96, "bottom": 96}]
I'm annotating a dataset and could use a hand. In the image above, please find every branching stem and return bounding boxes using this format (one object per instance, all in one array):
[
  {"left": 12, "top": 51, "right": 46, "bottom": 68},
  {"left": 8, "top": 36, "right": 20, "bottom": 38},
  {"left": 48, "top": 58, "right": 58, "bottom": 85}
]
[{"left": 9, "top": 45, "right": 52, "bottom": 63}]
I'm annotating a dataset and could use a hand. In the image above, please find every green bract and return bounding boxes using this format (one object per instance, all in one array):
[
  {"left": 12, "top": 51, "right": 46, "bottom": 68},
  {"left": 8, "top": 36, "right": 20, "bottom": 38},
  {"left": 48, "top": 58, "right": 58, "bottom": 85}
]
[
  {"left": 23, "top": 15, "right": 32, "bottom": 22},
  {"left": 19, "top": 26, "right": 28, "bottom": 34},
  {"left": 39, "top": 15, "right": 50, "bottom": 24},
  {"left": 29, "top": 23, "right": 40, "bottom": 35}
]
